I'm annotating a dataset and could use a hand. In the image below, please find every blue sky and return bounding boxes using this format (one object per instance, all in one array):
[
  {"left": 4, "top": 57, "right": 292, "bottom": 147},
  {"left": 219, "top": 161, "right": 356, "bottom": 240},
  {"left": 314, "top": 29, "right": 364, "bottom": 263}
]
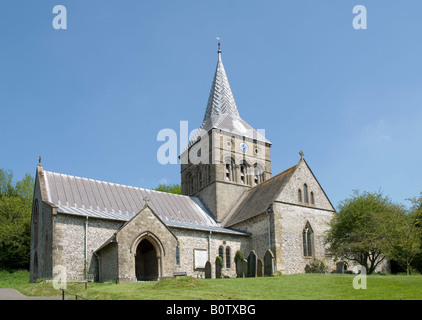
[{"left": 1, "top": 1, "right": 421, "bottom": 209}]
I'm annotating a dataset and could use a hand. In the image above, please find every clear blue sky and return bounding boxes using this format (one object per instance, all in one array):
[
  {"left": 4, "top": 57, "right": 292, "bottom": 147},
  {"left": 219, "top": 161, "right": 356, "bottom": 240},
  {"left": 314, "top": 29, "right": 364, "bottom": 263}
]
[{"left": 1, "top": 1, "right": 421, "bottom": 209}]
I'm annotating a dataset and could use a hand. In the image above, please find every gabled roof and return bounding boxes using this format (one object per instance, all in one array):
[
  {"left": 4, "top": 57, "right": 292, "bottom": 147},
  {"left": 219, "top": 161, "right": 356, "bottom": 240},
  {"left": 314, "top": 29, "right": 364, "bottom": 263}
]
[
  {"left": 223, "top": 158, "right": 336, "bottom": 227},
  {"left": 183, "top": 51, "right": 270, "bottom": 153},
  {"left": 40, "top": 167, "right": 248, "bottom": 236},
  {"left": 223, "top": 163, "right": 299, "bottom": 227}
]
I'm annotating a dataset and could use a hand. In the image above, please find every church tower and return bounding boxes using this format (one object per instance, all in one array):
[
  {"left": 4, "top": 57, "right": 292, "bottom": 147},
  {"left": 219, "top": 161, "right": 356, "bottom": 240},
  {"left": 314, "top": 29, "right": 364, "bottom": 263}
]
[{"left": 180, "top": 43, "right": 272, "bottom": 222}]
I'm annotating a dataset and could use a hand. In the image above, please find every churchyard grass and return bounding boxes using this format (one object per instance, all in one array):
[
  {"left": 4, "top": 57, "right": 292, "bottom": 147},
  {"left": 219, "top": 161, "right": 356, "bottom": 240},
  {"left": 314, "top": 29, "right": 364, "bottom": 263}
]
[{"left": 1, "top": 270, "right": 421, "bottom": 300}]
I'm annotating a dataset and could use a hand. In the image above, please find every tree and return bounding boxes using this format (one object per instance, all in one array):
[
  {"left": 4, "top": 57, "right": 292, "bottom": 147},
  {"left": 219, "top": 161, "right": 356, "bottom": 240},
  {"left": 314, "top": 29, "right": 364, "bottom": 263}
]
[
  {"left": 154, "top": 183, "right": 181, "bottom": 195},
  {"left": 0, "top": 169, "right": 34, "bottom": 269},
  {"left": 377, "top": 203, "right": 422, "bottom": 275},
  {"left": 325, "top": 191, "right": 397, "bottom": 274}
]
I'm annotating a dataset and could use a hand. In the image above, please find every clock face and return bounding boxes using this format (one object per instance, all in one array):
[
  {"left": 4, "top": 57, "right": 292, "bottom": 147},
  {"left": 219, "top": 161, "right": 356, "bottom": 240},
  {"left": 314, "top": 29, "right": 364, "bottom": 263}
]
[{"left": 240, "top": 143, "right": 248, "bottom": 152}]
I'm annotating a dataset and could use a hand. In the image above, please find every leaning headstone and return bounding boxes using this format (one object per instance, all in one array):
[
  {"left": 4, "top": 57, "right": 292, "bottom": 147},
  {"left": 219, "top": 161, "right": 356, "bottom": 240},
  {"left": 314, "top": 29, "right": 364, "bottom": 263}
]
[
  {"left": 247, "top": 251, "right": 257, "bottom": 277},
  {"left": 235, "top": 259, "right": 243, "bottom": 278},
  {"left": 305, "top": 264, "right": 311, "bottom": 273},
  {"left": 242, "top": 259, "right": 248, "bottom": 278},
  {"left": 257, "top": 259, "right": 263, "bottom": 277},
  {"left": 205, "top": 261, "right": 212, "bottom": 279},
  {"left": 264, "top": 250, "right": 275, "bottom": 276},
  {"left": 215, "top": 257, "right": 223, "bottom": 279},
  {"left": 336, "top": 261, "right": 345, "bottom": 274},
  {"left": 234, "top": 250, "right": 245, "bottom": 278}
]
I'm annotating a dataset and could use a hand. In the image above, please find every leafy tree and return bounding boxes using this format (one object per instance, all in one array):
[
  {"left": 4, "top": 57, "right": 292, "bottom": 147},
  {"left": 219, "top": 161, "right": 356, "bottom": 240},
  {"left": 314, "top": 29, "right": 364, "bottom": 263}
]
[
  {"left": 0, "top": 169, "right": 14, "bottom": 196},
  {"left": 325, "top": 191, "right": 397, "bottom": 274},
  {"left": 154, "top": 183, "right": 181, "bottom": 195},
  {"left": 377, "top": 203, "right": 422, "bottom": 275},
  {"left": 0, "top": 168, "right": 34, "bottom": 269},
  {"left": 403, "top": 193, "right": 422, "bottom": 274}
]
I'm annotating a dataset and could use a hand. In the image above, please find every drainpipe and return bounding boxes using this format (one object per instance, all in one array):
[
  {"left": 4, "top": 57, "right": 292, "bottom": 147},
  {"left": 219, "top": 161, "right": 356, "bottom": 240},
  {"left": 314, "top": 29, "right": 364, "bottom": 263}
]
[
  {"left": 266, "top": 204, "right": 273, "bottom": 251},
  {"left": 208, "top": 231, "right": 212, "bottom": 261},
  {"left": 85, "top": 216, "right": 89, "bottom": 278}
]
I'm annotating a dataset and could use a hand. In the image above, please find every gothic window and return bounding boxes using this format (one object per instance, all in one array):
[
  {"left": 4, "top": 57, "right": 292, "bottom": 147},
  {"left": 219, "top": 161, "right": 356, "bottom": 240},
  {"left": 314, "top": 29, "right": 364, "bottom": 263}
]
[
  {"left": 298, "top": 189, "right": 302, "bottom": 202},
  {"left": 303, "top": 184, "right": 309, "bottom": 203},
  {"left": 218, "top": 246, "right": 224, "bottom": 262},
  {"left": 176, "top": 244, "right": 180, "bottom": 266},
  {"left": 302, "top": 222, "right": 314, "bottom": 257},
  {"left": 225, "top": 247, "right": 231, "bottom": 268},
  {"left": 33, "top": 199, "right": 39, "bottom": 247},
  {"left": 310, "top": 192, "right": 315, "bottom": 205}
]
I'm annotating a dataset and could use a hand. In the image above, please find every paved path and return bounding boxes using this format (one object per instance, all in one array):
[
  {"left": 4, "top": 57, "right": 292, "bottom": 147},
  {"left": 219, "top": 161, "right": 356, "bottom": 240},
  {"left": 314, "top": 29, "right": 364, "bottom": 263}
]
[{"left": 0, "top": 288, "right": 66, "bottom": 300}]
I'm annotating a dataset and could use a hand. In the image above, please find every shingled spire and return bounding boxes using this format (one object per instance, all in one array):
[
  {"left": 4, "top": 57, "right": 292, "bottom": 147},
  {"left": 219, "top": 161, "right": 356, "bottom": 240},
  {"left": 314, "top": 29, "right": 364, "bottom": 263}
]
[
  {"left": 183, "top": 42, "right": 270, "bottom": 152},
  {"left": 203, "top": 43, "right": 240, "bottom": 122}
]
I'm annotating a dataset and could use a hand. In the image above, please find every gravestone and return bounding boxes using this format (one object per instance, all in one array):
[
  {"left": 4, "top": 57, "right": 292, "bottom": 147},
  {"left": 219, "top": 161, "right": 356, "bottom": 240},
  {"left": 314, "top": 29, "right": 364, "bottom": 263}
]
[
  {"left": 215, "top": 257, "right": 222, "bottom": 279},
  {"left": 205, "top": 261, "right": 212, "bottom": 279},
  {"left": 336, "top": 261, "right": 345, "bottom": 274},
  {"left": 264, "top": 250, "right": 275, "bottom": 276},
  {"left": 235, "top": 259, "right": 243, "bottom": 278},
  {"left": 242, "top": 259, "right": 248, "bottom": 278},
  {"left": 247, "top": 251, "right": 257, "bottom": 277},
  {"left": 257, "top": 259, "right": 263, "bottom": 277},
  {"left": 234, "top": 250, "right": 245, "bottom": 278}
]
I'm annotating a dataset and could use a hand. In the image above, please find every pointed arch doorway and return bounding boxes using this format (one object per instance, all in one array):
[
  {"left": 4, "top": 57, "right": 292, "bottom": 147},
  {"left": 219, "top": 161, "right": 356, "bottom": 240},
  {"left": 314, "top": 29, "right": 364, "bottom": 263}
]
[{"left": 135, "top": 238, "right": 159, "bottom": 281}]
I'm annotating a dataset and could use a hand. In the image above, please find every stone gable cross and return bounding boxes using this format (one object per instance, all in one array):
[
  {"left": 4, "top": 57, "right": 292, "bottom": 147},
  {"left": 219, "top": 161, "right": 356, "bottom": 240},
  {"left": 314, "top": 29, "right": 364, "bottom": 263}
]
[{"left": 143, "top": 196, "right": 150, "bottom": 206}]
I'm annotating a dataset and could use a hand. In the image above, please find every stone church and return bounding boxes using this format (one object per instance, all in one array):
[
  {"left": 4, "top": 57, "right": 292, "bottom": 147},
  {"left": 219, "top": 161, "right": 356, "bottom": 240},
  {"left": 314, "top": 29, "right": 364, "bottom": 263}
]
[{"left": 30, "top": 46, "right": 336, "bottom": 283}]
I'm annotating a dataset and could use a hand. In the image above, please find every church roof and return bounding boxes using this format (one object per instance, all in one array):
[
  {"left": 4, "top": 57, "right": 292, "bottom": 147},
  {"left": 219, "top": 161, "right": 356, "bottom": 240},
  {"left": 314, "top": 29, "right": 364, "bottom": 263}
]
[
  {"left": 41, "top": 169, "right": 249, "bottom": 236},
  {"left": 222, "top": 163, "right": 299, "bottom": 227},
  {"left": 183, "top": 51, "right": 271, "bottom": 153},
  {"left": 222, "top": 157, "right": 336, "bottom": 227}
]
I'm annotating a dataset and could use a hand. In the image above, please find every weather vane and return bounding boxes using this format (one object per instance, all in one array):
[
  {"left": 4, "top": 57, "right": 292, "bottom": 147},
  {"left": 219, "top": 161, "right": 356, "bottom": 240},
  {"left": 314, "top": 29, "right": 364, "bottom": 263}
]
[{"left": 217, "top": 36, "right": 221, "bottom": 53}]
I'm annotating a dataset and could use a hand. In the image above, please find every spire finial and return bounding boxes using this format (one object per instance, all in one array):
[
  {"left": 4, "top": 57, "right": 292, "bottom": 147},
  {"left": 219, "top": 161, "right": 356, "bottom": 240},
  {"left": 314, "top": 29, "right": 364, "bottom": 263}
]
[
  {"left": 39, "top": 155, "right": 42, "bottom": 164},
  {"left": 217, "top": 36, "right": 221, "bottom": 54},
  {"left": 299, "top": 151, "right": 304, "bottom": 160}
]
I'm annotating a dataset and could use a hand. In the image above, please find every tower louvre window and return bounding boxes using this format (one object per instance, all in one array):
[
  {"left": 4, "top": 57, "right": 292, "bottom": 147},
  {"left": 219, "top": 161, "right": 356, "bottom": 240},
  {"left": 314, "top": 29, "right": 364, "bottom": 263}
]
[
  {"left": 225, "top": 164, "right": 231, "bottom": 181},
  {"left": 198, "top": 171, "right": 203, "bottom": 188},
  {"left": 253, "top": 163, "right": 264, "bottom": 186},
  {"left": 225, "top": 158, "right": 236, "bottom": 182},
  {"left": 240, "top": 163, "right": 248, "bottom": 185}
]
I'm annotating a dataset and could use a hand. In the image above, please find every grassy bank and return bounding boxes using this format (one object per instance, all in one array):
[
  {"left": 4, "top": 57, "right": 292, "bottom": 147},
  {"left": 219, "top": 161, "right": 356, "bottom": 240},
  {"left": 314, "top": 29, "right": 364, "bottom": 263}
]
[{"left": 1, "top": 270, "right": 421, "bottom": 300}]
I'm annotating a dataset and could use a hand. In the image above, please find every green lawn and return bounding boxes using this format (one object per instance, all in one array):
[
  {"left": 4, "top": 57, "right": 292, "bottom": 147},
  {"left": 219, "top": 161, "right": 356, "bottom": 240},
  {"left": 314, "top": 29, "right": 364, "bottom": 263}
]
[{"left": 1, "top": 270, "right": 421, "bottom": 300}]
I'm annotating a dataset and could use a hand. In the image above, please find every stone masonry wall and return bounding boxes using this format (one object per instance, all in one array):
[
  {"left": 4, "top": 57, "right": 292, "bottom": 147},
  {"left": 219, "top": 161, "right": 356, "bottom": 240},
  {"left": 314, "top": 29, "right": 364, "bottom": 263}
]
[
  {"left": 52, "top": 214, "right": 122, "bottom": 281},
  {"left": 171, "top": 228, "right": 248, "bottom": 278},
  {"left": 273, "top": 202, "right": 334, "bottom": 274},
  {"left": 115, "top": 206, "right": 178, "bottom": 282}
]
